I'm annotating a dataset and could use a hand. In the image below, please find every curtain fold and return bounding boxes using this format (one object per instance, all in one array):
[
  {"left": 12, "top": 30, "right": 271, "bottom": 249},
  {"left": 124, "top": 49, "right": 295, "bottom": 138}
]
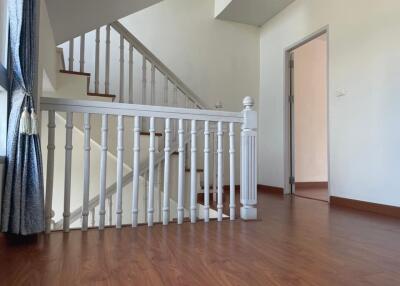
[{"left": 1, "top": 0, "right": 44, "bottom": 235}]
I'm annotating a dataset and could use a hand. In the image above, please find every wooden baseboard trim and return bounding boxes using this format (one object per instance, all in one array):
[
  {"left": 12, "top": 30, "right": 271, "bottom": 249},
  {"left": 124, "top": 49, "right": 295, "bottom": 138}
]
[
  {"left": 296, "top": 182, "right": 328, "bottom": 188},
  {"left": 330, "top": 196, "right": 400, "bottom": 219},
  {"left": 198, "top": 184, "right": 284, "bottom": 195},
  {"left": 257, "top": 184, "right": 284, "bottom": 195}
]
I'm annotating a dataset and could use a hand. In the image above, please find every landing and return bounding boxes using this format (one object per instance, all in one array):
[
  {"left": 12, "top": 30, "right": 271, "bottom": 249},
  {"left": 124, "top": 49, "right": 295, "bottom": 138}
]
[{"left": 1, "top": 192, "right": 400, "bottom": 285}]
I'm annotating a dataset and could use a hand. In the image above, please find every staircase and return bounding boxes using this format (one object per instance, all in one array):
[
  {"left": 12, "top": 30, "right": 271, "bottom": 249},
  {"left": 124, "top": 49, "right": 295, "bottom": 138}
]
[{"left": 41, "top": 20, "right": 258, "bottom": 232}]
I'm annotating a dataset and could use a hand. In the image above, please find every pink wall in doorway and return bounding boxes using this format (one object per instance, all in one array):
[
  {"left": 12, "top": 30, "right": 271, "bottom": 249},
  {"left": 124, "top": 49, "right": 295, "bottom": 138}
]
[{"left": 293, "top": 35, "right": 328, "bottom": 183}]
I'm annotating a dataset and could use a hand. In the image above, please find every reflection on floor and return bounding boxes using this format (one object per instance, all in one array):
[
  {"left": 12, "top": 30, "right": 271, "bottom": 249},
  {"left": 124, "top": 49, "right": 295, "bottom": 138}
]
[{"left": 295, "top": 183, "right": 329, "bottom": 202}]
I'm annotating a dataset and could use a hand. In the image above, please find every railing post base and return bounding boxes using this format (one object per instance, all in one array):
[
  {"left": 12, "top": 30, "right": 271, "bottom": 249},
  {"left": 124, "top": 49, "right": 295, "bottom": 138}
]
[{"left": 240, "top": 206, "right": 257, "bottom": 220}]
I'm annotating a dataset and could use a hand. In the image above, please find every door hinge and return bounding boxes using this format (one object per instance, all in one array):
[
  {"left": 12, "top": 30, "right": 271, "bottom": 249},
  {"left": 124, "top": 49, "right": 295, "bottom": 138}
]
[
  {"left": 289, "top": 95, "right": 294, "bottom": 103},
  {"left": 289, "top": 176, "right": 295, "bottom": 185}
]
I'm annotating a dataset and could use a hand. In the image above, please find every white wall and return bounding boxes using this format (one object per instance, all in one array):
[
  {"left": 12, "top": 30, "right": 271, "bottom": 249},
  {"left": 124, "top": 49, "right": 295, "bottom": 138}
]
[
  {"left": 259, "top": 0, "right": 400, "bottom": 206},
  {"left": 38, "top": 0, "right": 58, "bottom": 103},
  {"left": 294, "top": 36, "right": 327, "bottom": 183},
  {"left": 120, "top": 0, "right": 260, "bottom": 112}
]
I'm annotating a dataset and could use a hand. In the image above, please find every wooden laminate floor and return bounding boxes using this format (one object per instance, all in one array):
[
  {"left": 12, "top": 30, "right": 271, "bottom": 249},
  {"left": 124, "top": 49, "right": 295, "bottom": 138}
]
[
  {"left": 295, "top": 186, "right": 329, "bottom": 202},
  {"left": 1, "top": 191, "right": 400, "bottom": 286}
]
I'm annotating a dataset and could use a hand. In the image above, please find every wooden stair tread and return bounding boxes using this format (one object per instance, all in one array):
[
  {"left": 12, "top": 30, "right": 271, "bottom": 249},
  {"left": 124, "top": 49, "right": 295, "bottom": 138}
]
[
  {"left": 200, "top": 185, "right": 215, "bottom": 189},
  {"left": 171, "top": 216, "right": 229, "bottom": 223},
  {"left": 60, "top": 70, "right": 91, "bottom": 76},
  {"left": 87, "top": 92, "right": 116, "bottom": 98},
  {"left": 140, "top": 131, "right": 163, "bottom": 137},
  {"left": 185, "top": 168, "right": 204, "bottom": 173}
]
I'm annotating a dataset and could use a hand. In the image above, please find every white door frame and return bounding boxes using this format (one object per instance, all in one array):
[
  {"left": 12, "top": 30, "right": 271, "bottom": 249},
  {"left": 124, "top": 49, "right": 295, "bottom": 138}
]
[{"left": 283, "top": 26, "right": 331, "bottom": 197}]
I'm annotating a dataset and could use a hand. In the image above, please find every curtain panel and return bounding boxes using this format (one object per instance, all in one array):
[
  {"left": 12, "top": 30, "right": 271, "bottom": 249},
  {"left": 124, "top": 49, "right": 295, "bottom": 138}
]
[{"left": 1, "top": 0, "right": 44, "bottom": 235}]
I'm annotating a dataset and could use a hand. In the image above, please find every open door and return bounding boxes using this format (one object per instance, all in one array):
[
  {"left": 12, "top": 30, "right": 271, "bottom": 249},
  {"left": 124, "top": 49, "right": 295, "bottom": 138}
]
[{"left": 288, "top": 33, "right": 329, "bottom": 201}]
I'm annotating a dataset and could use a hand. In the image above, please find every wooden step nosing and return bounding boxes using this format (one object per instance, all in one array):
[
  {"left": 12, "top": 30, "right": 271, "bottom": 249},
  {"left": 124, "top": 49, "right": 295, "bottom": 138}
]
[
  {"left": 185, "top": 168, "right": 204, "bottom": 173},
  {"left": 60, "top": 69, "right": 91, "bottom": 77},
  {"left": 139, "top": 131, "right": 163, "bottom": 137},
  {"left": 87, "top": 92, "right": 116, "bottom": 98}
]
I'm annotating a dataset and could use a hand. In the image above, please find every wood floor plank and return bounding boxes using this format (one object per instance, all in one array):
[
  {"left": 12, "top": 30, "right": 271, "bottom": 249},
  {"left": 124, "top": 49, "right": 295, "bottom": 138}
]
[{"left": 0, "top": 192, "right": 400, "bottom": 285}]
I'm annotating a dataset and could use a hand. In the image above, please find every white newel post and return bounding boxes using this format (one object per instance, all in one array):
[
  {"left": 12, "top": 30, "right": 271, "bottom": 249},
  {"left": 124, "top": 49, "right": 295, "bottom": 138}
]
[{"left": 240, "top": 96, "right": 257, "bottom": 220}]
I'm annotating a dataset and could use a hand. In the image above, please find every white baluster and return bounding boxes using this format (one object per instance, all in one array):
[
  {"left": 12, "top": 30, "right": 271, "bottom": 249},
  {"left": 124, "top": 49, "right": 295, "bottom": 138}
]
[
  {"left": 162, "top": 118, "right": 171, "bottom": 225},
  {"left": 190, "top": 120, "right": 197, "bottom": 223},
  {"left": 79, "top": 34, "right": 85, "bottom": 72},
  {"left": 99, "top": 114, "right": 108, "bottom": 229},
  {"left": 144, "top": 172, "right": 148, "bottom": 221},
  {"left": 151, "top": 63, "right": 155, "bottom": 105},
  {"left": 68, "top": 39, "right": 74, "bottom": 71},
  {"left": 156, "top": 164, "right": 163, "bottom": 222},
  {"left": 177, "top": 119, "right": 185, "bottom": 224},
  {"left": 91, "top": 208, "right": 95, "bottom": 227},
  {"left": 163, "top": 75, "right": 168, "bottom": 106},
  {"left": 108, "top": 196, "right": 113, "bottom": 226},
  {"left": 203, "top": 121, "right": 210, "bottom": 223},
  {"left": 240, "top": 97, "right": 258, "bottom": 220},
  {"left": 119, "top": 34, "right": 125, "bottom": 103},
  {"left": 82, "top": 113, "right": 91, "bottom": 231},
  {"left": 45, "top": 110, "right": 56, "bottom": 233},
  {"left": 147, "top": 117, "right": 156, "bottom": 226},
  {"left": 217, "top": 121, "right": 224, "bottom": 221},
  {"left": 172, "top": 85, "right": 178, "bottom": 142},
  {"left": 131, "top": 116, "right": 140, "bottom": 227},
  {"left": 116, "top": 115, "right": 124, "bottom": 228},
  {"left": 105, "top": 25, "right": 111, "bottom": 94},
  {"left": 213, "top": 130, "right": 217, "bottom": 202},
  {"left": 63, "top": 112, "right": 73, "bottom": 232},
  {"left": 214, "top": 102, "right": 223, "bottom": 203},
  {"left": 142, "top": 55, "right": 147, "bottom": 105},
  {"left": 229, "top": 122, "right": 236, "bottom": 220},
  {"left": 129, "top": 43, "right": 134, "bottom": 103}
]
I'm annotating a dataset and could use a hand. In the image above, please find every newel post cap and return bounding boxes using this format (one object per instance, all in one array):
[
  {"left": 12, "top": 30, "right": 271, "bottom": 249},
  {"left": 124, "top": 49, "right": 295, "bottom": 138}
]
[{"left": 243, "top": 96, "right": 254, "bottom": 110}]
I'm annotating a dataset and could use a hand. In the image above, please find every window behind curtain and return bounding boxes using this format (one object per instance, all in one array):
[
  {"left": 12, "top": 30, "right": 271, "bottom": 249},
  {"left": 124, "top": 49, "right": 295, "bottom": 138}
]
[
  {"left": 0, "top": 0, "right": 8, "bottom": 66},
  {"left": 0, "top": 0, "right": 8, "bottom": 157}
]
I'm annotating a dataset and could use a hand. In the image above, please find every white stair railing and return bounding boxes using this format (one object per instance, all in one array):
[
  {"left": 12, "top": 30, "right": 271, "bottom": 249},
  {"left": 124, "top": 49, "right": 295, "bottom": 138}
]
[
  {"left": 60, "top": 21, "right": 208, "bottom": 110},
  {"left": 42, "top": 96, "right": 257, "bottom": 232},
  {"left": 51, "top": 114, "right": 219, "bottom": 230}
]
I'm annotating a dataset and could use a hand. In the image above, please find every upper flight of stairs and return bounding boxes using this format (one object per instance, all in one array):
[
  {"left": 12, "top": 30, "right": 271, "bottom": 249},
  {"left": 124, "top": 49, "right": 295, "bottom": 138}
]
[{"left": 59, "top": 70, "right": 116, "bottom": 100}]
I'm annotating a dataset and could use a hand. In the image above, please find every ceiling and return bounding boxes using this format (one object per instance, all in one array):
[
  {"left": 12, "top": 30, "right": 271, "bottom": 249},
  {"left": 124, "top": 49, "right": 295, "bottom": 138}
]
[
  {"left": 215, "top": 0, "right": 295, "bottom": 27},
  {"left": 46, "top": 0, "right": 163, "bottom": 44}
]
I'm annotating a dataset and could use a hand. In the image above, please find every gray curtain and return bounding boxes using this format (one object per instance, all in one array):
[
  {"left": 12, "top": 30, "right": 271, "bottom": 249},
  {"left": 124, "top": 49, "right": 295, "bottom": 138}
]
[{"left": 1, "top": 0, "right": 44, "bottom": 235}]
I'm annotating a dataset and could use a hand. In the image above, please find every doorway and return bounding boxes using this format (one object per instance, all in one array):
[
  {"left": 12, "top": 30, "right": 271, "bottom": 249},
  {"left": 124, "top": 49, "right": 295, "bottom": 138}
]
[{"left": 287, "top": 32, "right": 329, "bottom": 202}]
